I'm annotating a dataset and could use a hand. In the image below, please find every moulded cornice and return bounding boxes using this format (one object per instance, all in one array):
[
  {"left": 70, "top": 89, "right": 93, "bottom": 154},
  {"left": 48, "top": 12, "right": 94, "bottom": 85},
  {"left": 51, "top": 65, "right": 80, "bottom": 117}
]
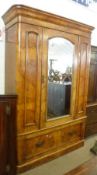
[{"left": 2, "top": 4, "right": 94, "bottom": 33}]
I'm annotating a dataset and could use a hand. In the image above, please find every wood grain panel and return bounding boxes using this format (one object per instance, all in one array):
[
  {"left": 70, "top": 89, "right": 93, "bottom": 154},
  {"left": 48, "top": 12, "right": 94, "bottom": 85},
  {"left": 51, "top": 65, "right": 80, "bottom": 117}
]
[
  {"left": 17, "top": 24, "right": 42, "bottom": 132},
  {"left": 24, "top": 132, "right": 57, "bottom": 160},
  {"left": 85, "top": 46, "right": 97, "bottom": 137},
  {"left": 77, "top": 37, "right": 90, "bottom": 116},
  {"left": 0, "top": 103, "right": 7, "bottom": 175},
  {"left": 88, "top": 46, "right": 97, "bottom": 103},
  {"left": 0, "top": 95, "right": 17, "bottom": 175},
  {"left": 78, "top": 43, "right": 87, "bottom": 113},
  {"left": 25, "top": 32, "right": 38, "bottom": 126},
  {"left": 60, "top": 124, "right": 81, "bottom": 146}
]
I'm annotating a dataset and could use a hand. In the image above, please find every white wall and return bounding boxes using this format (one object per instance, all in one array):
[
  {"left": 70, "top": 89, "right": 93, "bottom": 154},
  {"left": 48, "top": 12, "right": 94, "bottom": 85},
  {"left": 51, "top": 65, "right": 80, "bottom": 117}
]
[
  {"left": 0, "top": 0, "right": 97, "bottom": 94},
  {"left": 0, "top": 18, "right": 5, "bottom": 94}
]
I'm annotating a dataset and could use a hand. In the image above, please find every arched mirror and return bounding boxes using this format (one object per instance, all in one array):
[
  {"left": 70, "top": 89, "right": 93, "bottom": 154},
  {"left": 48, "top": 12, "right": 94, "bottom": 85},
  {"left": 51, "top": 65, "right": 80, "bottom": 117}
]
[{"left": 47, "top": 37, "right": 74, "bottom": 120}]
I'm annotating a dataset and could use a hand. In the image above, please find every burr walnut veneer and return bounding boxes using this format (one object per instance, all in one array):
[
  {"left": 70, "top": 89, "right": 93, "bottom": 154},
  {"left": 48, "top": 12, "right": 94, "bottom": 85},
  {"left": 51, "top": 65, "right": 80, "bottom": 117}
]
[{"left": 2, "top": 5, "right": 94, "bottom": 173}]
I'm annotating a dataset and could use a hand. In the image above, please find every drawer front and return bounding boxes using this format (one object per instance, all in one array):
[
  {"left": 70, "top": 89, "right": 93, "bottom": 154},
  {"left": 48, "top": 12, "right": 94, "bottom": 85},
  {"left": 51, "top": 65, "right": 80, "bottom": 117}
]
[
  {"left": 85, "top": 123, "right": 97, "bottom": 137},
  {"left": 86, "top": 105, "right": 97, "bottom": 124},
  {"left": 24, "top": 132, "right": 57, "bottom": 160},
  {"left": 60, "top": 124, "right": 81, "bottom": 146},
  {"left": 17, "top": 123, "right": 84, "bottom": 164}
]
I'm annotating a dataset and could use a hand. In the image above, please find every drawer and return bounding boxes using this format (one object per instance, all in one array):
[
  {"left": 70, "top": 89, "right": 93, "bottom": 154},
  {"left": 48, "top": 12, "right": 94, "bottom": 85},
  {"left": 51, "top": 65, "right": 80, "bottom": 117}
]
[
  {"left": 85, "top": 123, "right": 97, "bottom": 137},
  {"left": 87, "top": 104, "right": 97, "bottom": 111},
  {"left": 86, "top": 105, "right": 97, "bottom": 124},
  {"left": 24, "top": 132, "right": 57, "bottom": 160},
  {"left": 60, "top": 124, "right": 81, "bottom": 146}
]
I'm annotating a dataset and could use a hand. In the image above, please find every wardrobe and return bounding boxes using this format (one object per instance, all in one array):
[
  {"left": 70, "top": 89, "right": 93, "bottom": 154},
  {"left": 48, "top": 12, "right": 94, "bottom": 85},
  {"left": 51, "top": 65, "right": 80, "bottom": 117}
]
[
  {"left": 2, "top": 5, "right": 94, "bottom": 172},
  {"left": 85, "top": 46, "right": 97, "bottom": 137}
]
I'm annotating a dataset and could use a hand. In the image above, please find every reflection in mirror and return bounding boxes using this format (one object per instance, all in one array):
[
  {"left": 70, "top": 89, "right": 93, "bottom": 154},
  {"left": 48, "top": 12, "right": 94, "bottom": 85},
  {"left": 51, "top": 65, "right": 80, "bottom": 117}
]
[{"left": 47, "top": 37, "right": 74, "bottom": 119}]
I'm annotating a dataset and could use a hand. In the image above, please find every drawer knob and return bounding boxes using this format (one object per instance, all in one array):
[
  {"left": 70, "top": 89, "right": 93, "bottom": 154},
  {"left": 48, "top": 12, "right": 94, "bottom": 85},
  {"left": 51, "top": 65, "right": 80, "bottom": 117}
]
[{"left": 35, "top": 141, "right": 44, "bottom": 147}]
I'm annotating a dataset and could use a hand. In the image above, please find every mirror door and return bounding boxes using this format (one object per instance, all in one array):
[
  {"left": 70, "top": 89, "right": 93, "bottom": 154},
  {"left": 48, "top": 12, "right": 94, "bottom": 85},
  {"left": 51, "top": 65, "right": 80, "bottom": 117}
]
[{"left": 41, "top": 28, "right": 78, "bottom": 126}]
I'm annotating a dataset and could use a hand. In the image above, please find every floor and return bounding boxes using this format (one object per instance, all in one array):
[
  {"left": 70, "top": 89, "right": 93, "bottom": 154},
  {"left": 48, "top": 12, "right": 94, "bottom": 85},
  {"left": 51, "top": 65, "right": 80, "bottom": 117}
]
[
  {"left": 19, "top": 135, "right": 97, "bottom": 175},
  {"left": 64, "top": 157, "right": 97, "bottom": 175}
]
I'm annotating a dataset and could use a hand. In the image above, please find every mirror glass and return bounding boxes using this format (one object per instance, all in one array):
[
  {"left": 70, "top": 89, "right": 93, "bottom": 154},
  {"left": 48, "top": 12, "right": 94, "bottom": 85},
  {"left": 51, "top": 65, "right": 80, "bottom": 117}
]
[{"left": 47, "top": 37, "right": 74, "bottom": 119}]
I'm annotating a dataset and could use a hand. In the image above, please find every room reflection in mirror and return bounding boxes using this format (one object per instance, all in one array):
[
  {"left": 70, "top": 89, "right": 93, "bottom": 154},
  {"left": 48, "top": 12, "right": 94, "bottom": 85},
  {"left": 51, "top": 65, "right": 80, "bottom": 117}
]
[{"left": 47, "top": 37, "right": 74, "bottom": 119}]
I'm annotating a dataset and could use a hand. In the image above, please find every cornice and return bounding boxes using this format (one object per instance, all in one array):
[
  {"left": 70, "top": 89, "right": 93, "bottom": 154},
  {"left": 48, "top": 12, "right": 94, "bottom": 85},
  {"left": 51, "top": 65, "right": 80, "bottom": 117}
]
[{"left": 2, "top": 4, "right": 94, "bottom": 33}]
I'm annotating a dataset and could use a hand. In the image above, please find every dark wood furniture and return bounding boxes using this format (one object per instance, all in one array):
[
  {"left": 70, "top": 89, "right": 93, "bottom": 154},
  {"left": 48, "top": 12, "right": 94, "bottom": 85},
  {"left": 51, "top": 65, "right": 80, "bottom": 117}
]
[
  {"left": 2, "top": 5, "right": 93, "bottom": 173},
  {"left": 64, "top": 157, "right": 97, "bottom": 175},
  {"left": 0, "top": 95, "right": 17, "bottom": 175},
  {"left": 85, "top": 46, "right": 97, "bottom": 137}
]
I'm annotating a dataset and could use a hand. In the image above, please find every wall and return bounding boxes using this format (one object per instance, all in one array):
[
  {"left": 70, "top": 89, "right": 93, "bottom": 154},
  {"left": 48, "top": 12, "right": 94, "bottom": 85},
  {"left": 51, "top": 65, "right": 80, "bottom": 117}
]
[
  {"left": 0, "top": 0, "right": 97, "bottom": 94},
  {"left": 0, "top": 18, "right": 5, "bottom": 94}
]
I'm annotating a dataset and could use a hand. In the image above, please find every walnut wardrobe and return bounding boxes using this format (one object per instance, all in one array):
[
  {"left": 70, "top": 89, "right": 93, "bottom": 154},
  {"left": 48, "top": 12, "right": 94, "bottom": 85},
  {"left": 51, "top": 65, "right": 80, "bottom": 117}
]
[
  {"left": 85, "top": 46, "right": 97, "bottom": 137},
  {"left": 2, "top": 5, "right": 94, "bottom": 173}
]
